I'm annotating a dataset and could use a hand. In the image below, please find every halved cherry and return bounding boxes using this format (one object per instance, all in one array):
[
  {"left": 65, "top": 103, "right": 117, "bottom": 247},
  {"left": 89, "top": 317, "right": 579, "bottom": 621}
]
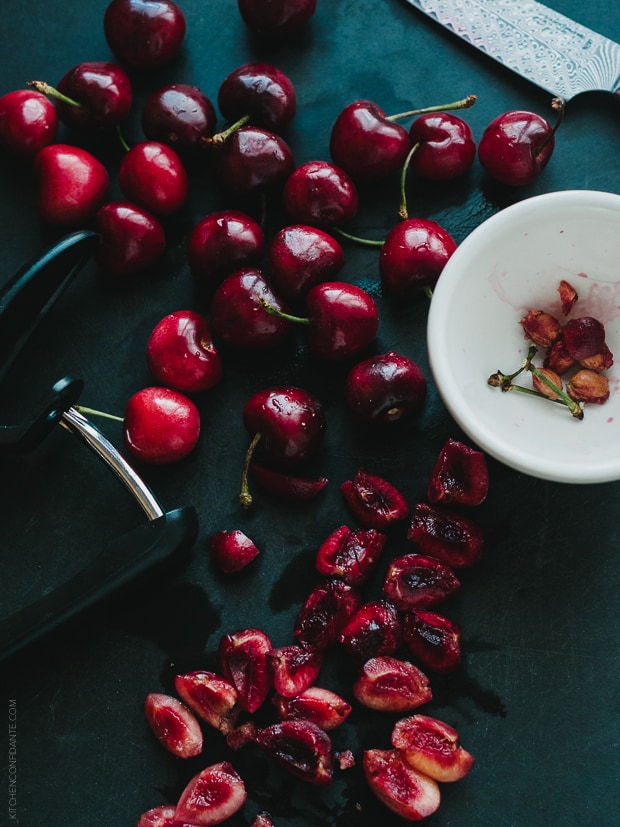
[
  {"left": 338, "top": 600, "right": 401, "bottom": 662},
  {"left": 137, "top": 804, "right": 178, "bottom": 827},
  {"left": 363, "top": 748, "right": 440, "bottom": 820},
  {"left": 340, "top": 470, "right": 409, "bottom": 529},
  {"left": 144, "top": 693, "right": 203, "bottom": 759},
  {"left": 174, "top": 670, "right": 239, "bottom": 735},
  {"left": 353, "top": 655, "right": 432, "bottom": 712},
  {"left": 407, "top": 502, "right": 483, "bottom": 568},
  {"left": 427, "top": 438, "right": 489, "bottom": 507},
  {"left": 267, "top": 643, "right": 323, "bottom": 697},
  {"left": 273, "top": 686, "right": 352, "bottom": 731},
  {"left": 391, "top": 714, "right": 475, "bottom": 782},
  {"left": 402, "top": 609, "right": 462, "bottom": 674},
  {"left": 315, "top": 525, "right": 386, "bottom": 586},
  {"left": 383, "top": 553, "right": 460, "bottom": 610},
  {"left": 218, "top": 628, "right": 272, "bottom": 713},
  {"left": 254, "top": 719, "right": 334, "bottom": 785},
  {"left": 294, "top": 578, "right": 362, "bottom": 649},
  {"left": 174, "top": 762, "right": 247, "bottom": 826},
  {"left": 251, "top": 464, "right": 328, "bottom": 502},
  {"left": 209, "top": 529, "right": 261, "bottom": 574}
]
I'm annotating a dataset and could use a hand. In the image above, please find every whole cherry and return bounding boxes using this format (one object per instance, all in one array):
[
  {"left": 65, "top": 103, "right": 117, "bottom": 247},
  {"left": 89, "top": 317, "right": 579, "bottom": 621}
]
[
  {"left": 103, "top": 0, "right": 186, "bottom": 70},
  {"left": 214, "top": 125, "right": 295, "bottom": 197},
  {"left": 0, "top": 89, "right": 58, "bottom": 160},
  {"left": 478, "top": 99, "right": 565, "bottom": 187},
  {"left": 146, "top": 310, "right": 223, "bottom": 393},
  {"left": 95, "top": 201, "right": 166, "bottom": 276},
  {"left": 142, "top": 84, "right": 217, "bottom": 157},
  {"left": 267, "top": 224, "right": 344, "bottom": 302},
  {"left": 345, "top": 351, "right": 427, "bottom": 424},
  {"left": 33, "top": 144, "right": 109, "bottom": 227},
  {"left": 237, "top": 0, "right": 317, "bottom": 38},
  {"left": 217, "top": 63, "right": 296, "bottom": 131},
  {"left": 408, "top": 112, "right": 476, "bottom": 180},
  {"left": 379, "top": 218, "right": 457, "bottom": 298},
  {"left": 123, "top": 386, "right": 200, "bottom": 464},
  {"left": 282, "top": 161, "right": 358, "bottom": 228},
  {"left": 119, "top": 141, "right": 188, "bottom": 215},
  {"left": 187, "top": 210, "right": 264, "bottom": 284},
  {"left": 30, "top": 61, "right": 132, "bottom": 131}
]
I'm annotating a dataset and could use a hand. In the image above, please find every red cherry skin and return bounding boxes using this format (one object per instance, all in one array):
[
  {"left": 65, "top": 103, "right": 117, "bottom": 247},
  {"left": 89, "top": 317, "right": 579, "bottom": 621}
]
[
  {"left": 33, "top": 144, "right": 109, "bottom": 227},
  {"left": 0, "top": 89, "right": 58, "bottom": 160},
  {"left": 119, "top": 141, "right": 188, "bottom": 216},
  {"left": 305, "top": 282, "right": 379, "bottom": 361},
  {"left": 214, "top": 126, "right": 295, "bottom": 196},
  {"left": 142, "top": 84, "right": 217, "bottom": 156},
  {"left": 103, "top": 0, "right": 186, "bottom": 70},
  {"left": 55, "top": 61, "right": 132, "bottom": 130},
  {"left": 187, "top": 210, "right": 264, "bottom": 284},
  {"left": 409, "top": 112, "right": 476, "bottom": 180},
  {"left": 267, "top": 225, "right": 344, "bottom": 302},
  {"left": 218, "top": 63, "right": 296, "bottom": 130},
  {"left": 345, "top": 351, "right": 427, "bottom": 424},
  {"left": 330, "top": 100, "right": 410, "bottom": 182},
  {"left": 283, "top": 161, "right": 358, "bottom": 228},
  {"left": 478, "top": 109, "right": 555, "bottom": 187},
  {"left": 380, "top": 218, "right": 457, "bottom": 297},
  {"left": 123, "top": 387, "right": 200, "bottom": 464},
  {"left": 95, "top": 201, "right": 165, "bottom": 276},
  {"left": 146, "top": 310, "right": 223, "bottom": 393},
  {"left": 237, "top": 0, "right": 317, "bottom": 37}
]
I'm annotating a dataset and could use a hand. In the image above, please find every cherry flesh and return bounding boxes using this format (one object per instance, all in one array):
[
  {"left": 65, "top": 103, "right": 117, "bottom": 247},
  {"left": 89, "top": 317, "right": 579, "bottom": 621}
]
[
  {"left": 95, "top": 201, "right": 166, "bottom": 276},
  {"left": 33, "top": 144, "right": 109, "bottom": 227},
  {"left": 103, "top": 0, "right": 186, "bottom": 70},
  {"left": 329, "top": 100, "right": 411, "bottom": 182},
  {"left": 237, "top": 0, "right": 317, "bottom": 38},
  {"left": 478, "top": 107, "right": 558, "bottom": 187},
  {"left": 119, "top": 141, "right": 188, "bottom": 215},
  {"left": 267, "top": 224, "right": 344, "bottom": 302},
  {"left": 408, "top": 112, "right": 476, "bottom": 180},
  {"left": 142, "top": 84, "right": 217, "bottom": 157},
  {"left": 187, "top": 210, "right": 264, "bottom": 284},
  {"left": 0, "top": 89, "right": 58, "bottom": 160},
  {"left": 380, "top": 217, "right": 457, "bottom": 297},
  {"left": 345, "top": 350, "right": 427, "bottom": 424},
  {"left": 282, "top": 161, "right": 358, "bottom": 228},
  {"left": 146, "top": 309, "right": 223, "bottom": 393},
  {"left": 214, "top": 125, "right": 295, "bottom": 196},
  {"left": 123, "top": 386, "right": 200, "bottom": 464},
  {"left": 217, "top": 63, "right": 296, "bottom": 131}
]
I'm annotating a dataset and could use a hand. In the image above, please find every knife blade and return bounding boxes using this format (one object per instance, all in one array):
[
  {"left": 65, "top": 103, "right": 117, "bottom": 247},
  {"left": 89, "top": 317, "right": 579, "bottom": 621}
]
[{"left": 402, "top": 0, "right": 620, "bottom": 100}]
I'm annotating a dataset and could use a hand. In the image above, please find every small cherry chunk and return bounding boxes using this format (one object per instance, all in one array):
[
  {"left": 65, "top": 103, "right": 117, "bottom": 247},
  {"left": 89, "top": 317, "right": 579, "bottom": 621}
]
[
  {"left": 209, "top": 529, "right": 260, "bottom": 574},
  {"left": 383, "top": 553, "right": 460, "bottom": 610},
  {"left": 250, "top": 464, "right": 328, "bottom": 502},
  {"left": 174, "top": 670, "right": 239, "bottom": 735},
  {"left": 402, "top": 609, "right": 462, "bottom": 674},
  {"left": 144, "top": 692, "right": 203, "bottom": 759},
  {"left": 273, "top": 686, "right": 352, "bottom": 731},
  {"left": 363, "top": 748, "right": 440, "bottom": 821},
  {"left": 255, "top": 719, "right": 334, "bottom": 785},
  {"left": 391, "top": 714, "right": 475, "bottom": 782},
  {"left": 338, "top": 599, "right": 401, "bottom": 662},
  {"left": 294, "top": 578, "right": 362, "bottom": 649},
  {"left": 219, "top": 628, "right": 272, "bottom": 713},
  {"left": 407, "top": 502, "right": 483, "bottom": 568},
  {"left": 562, "top": 316, "right": 607, "bottom": 361},
  {"left": 174, "top": 761, "right": 247, "bottom": 826},
  {"left": 137, "top": 804, "right": 178, "bottom": 827},
  {"left": 315, "top": 525, "right": 386, "bottom": 586},
  {"left": 340, "top": 470, "right": 409, "bottom": 529},
  {"left": 353, "top": 656, "right": 432, "bottom": 712},
  {"left": 267, "top": 643, "right": 323, "bottom": 698},
  {"left": 427, "top": 438, "right": 489, "bottom": 507}
]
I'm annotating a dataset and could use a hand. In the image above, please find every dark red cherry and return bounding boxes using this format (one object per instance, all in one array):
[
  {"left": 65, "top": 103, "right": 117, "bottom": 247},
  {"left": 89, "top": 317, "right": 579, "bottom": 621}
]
[
  {"left": 214, "top": 125, "right": 295, "bottom": 196},
  {"left": 123, "top": 387, "right": 200, "bottom": 465},
  {"left": 95, "top": 201, "right": 166, "bottom": 276},
  {"left": 119, "top": 141, "right": 188, "bottom": 215},
  {"left": 304, "top": 282, "right": 379, "bottom": 360},
  {"left": 142, "top": 84, "right": 217, "bottom": 156},
  {"left": 0, "top": 89, "right": 58, "bottom": 160},
  {"left": 329, "top": 100, "right": 410, "bottom": 182},
  {"left": 103, "top": 0, "right": 186, "bottom": 70},
  {"left": 217, "top": 63, "right": 296, "bottom": 131},
  {"left": 267, "top": 224, "right": 344, "bottom": 302},
  {"left": 408, "top": 112, "right": 475, "bottom": 180},
  {"left": 187, "top": 210, "right": 264, "bottom": 284},
  {"left": 34, "top": 144, "right": 109, "bottom": 227},
  {"left": 478, "top": 108, "right": 557, "bottom": 187},
  {"left": 380, "top": 218, "right": 457, "bottom": 297},
  {"left": 210, "top": 268, "right": 293, "bottom": 351},
  {"left": 237, "top": 0, "right": 317, "bottom": 38},
  {"left": 345, "top": 351, "right": 427, "bottom": 424},
  {"left": 282, "top": 161, "right": 358, "bottom": 228}
]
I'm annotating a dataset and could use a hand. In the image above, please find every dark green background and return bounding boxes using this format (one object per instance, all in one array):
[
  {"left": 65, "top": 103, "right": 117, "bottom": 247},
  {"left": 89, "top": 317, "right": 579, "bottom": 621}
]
[{"left": 1, "top": 1, "right": 619, "bottom": 825}]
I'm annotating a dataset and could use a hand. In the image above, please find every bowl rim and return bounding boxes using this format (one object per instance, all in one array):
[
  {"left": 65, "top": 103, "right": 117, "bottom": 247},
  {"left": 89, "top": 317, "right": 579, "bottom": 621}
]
[{"left": 426, "top": 189, "right": 620, "bottom": 484}]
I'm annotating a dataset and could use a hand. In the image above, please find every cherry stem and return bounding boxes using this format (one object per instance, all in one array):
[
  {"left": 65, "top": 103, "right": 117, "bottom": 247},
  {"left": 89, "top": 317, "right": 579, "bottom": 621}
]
[
  {"left": 387, "top": 94, "right": 477, "bottom": 123},
  {"left": 204, "top": 114, "right": 250, "bottom": 146},
  {"left": 398, "top": 141, "right": 421, "bottom": 219},
  {"left": 257, "top": 296, "right": 310, "bottom": 325},
  {"left": 333, "top": 227, "right": 384, "bottom": 247},
  {"left": 75, "top": 405, "right": 123, "bottom": 423},
  {"left": 117, "top": 124, "right": 131, "bottom": 152},
  {"left": 423, "top": 285, "right": 433, "bottom": 301},
  {"left": 28, "top": 80, "right": 83, "bottom": 109},
  {"left": 535, "top": 96, "right": 566, "bottom": 159},
  {"left": 239, "top": 432, "right": 262, "bottom": 509}
]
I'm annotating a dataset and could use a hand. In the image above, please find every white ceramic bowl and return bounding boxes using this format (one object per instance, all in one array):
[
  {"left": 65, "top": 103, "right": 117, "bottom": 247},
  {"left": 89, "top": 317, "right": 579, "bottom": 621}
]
[{"left": 427, "top": 190, "right": 620, "bottom": 484}]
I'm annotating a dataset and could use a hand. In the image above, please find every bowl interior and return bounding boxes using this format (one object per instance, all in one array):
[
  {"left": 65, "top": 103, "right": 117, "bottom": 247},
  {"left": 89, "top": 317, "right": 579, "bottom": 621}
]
[{"left": 427, "top": 190, "right": 620, "bottom": 483}]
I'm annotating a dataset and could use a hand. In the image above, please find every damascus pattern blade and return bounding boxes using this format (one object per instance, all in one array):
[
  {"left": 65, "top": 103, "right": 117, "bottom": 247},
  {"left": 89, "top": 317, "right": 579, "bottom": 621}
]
[{"left": 404, "top": 0, "right": 620, "bottom": 99}]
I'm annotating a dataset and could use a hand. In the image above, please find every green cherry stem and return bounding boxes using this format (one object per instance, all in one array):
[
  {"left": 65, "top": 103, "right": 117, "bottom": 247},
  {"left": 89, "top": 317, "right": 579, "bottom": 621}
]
[
  {"left": 387, "top": 94, "right": 477, "bottom": 123},
  {"left": 526, "top": 362, "right": 583, "bottom": 419},
  {"left": 257, "top": 297, "right": 310, "bottom": 325},
  {"left": 398, "top": 141, "right": 421, "bottom": 220},
  {"left": 239, "top": 431, "right": 262, "bottom": 509},
  {"left": 28, "top": 80, "right": 83, "bottom": 109},
  {"left": 487, "top": 344, "right": 538, "bottom": 388},
  {"left": 204, "top": 114, "right": 250, "bottom": 146},
  {"left": 75, "top": 405, "right": 123, "bottom": 423},
  {"left": 333, "top": 227, "right": 384, "bottom": 248}
]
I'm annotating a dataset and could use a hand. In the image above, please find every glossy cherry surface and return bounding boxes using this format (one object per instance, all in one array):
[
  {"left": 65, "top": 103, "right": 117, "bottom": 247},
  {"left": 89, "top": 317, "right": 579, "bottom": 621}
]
[
  {"left": 380, "top": 218, "right": 457, "bottom": 297},
  {"left": 142, "top": 84, "right": 217, "bottom": 156},
  {"left": 478, "top": 109, "right": 555, "bottom": 187},
  {"left": 34, "top": 143, "right": 109, "bottom": 227},
  {"left": 104, "top": 0, "right": 186, "bottom": 70},
  {"left": 237, "top": 0, "right": 317, "bottom": 37},
  {"left": 188, "top": 210, "right": 264, "bottom": 284},
  {"left": 409, "top": 112, "right": 476, "bottom": 180},
  {"left": 267, "top": 224, "right": 344, "bottom": 302},
  {"left": 217, "top": 63, "right": 296, "bottom": 130},
  {"left": 54, "top": 61, "right": 132, "bottom": 130},
  {"left": 0, "top": 89, "right": 58, "bottom": 160},
  {"left": 282, "top": 161, "right": 358, "bottom": 228},
  {"left": 214, "top": 125, "right": 295, "bottom": 196},
  {"left": 119, "top": 141, "right": 188, "bottom": 215},
  {"left": 95, "top": 201, "right": 166, "bottom": 276},
  {"left": 304, "top": 281, "right": 379, "bottom": 361},
  {"left": 123, "top": 386, "right": 200, "bottom": 464},
  {"left": 345, "top": 351, "right": 427, "bottom": 424}
]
